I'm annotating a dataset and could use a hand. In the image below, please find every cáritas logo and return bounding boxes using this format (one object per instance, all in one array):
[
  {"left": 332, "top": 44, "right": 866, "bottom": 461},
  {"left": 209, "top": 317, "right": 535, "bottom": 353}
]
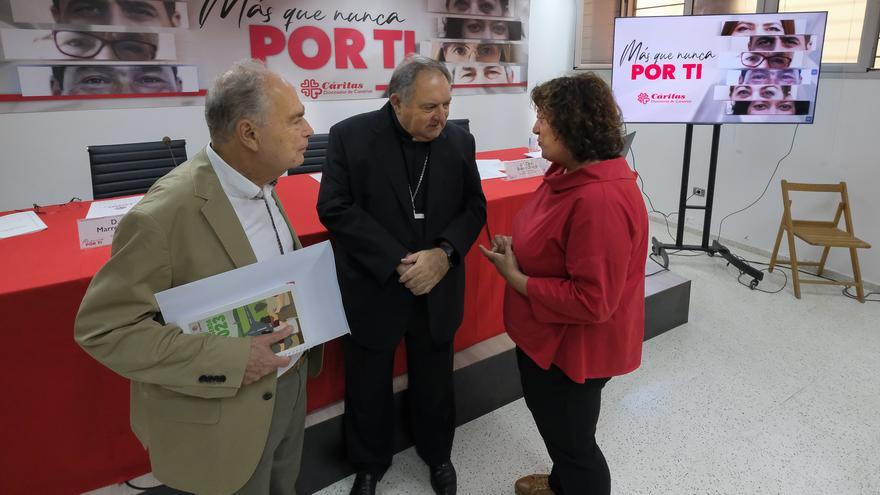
[
  {"left": 300, "top": 79, "right": 367, "bottom": 99},
  {"left": 637, "top": 92, "right": 688, "bottom": 104},
  {"left": 300, "top": 79, "right": 322, "bottom": 100}
]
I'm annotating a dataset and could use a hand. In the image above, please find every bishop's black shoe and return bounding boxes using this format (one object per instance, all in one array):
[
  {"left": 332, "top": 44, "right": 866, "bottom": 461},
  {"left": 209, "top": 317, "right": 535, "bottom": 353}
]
[
  {"left": 429, "top": 461, "right": 457, "bottom": 495},
  {"left": 349, "top": 471, "right": 382, "bottom": 495}
]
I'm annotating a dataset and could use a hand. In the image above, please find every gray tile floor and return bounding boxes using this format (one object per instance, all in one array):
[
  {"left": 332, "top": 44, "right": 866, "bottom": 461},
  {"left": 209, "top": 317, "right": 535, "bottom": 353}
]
[
  {"left": 89, "top": 223, "right": 880, "bottom": 494},
  {"left": 316, "top": 226, "right": 880, "bottom": 495}
]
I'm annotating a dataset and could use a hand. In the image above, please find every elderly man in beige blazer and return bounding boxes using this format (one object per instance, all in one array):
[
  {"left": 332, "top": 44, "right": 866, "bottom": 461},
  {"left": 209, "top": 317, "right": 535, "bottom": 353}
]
[{"left": 75, "top": 60, "right": 322, "bottom": 495}]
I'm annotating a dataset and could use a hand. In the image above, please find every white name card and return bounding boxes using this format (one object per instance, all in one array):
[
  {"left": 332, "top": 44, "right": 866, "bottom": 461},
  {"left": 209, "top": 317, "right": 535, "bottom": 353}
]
[
  {"left": 77, "top": 195, "right": 143, "bottom": 249},
  {"left": 503, "top": 158, "right": 549, "bottom": 180},
  {"left": 77, "top": 216, "right": 123, "bottom": 249}
]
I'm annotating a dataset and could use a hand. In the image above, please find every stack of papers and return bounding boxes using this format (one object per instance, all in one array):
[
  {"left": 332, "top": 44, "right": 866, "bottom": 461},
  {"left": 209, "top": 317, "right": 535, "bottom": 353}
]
[{"left": 0, "top": 211, "right": 47, "bottom": 239}]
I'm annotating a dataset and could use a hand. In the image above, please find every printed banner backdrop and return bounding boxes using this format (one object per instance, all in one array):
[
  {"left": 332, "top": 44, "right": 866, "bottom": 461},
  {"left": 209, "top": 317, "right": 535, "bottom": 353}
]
[
  {"left": 0, "top": 0, "right": 529, "bottom": 112},
  {"left": 611, "top": 12, "right": 826, "bottom": 124}
]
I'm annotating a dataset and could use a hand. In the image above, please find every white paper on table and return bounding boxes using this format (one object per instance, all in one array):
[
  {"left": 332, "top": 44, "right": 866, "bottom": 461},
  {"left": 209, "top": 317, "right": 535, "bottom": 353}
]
[
  {"left": 475, "top": 159, "right": 506, "bottom": 180},
  {"left": 0, "top": 211, "right": 47, "bottom": 239},
  {"left": 524, "top": 151, "right": 542, "bottom": 158},
  {"left": 155, "top": 241, "right": 350, "bottom": 375},
  {"left": 309, "top": 173, "right": 322, "bottom": 183},
  {"left": 86, "top": 195, "right": 143, "bottom": 219}
]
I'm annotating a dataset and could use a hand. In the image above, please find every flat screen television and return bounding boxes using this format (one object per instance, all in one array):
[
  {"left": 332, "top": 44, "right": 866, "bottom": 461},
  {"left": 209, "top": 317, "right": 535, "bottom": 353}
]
[{"left": 611, "top": 12, "right": 827, "bottom": 124}]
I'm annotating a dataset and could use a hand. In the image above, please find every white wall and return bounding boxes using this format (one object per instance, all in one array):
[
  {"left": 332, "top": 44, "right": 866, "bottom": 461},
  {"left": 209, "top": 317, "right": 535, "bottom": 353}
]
[
  {"left": 0, "top": 105, "right": 210, "bottom": 210},
  {"left": 4, "top": 0, "right": 875, "bottom": 283}
]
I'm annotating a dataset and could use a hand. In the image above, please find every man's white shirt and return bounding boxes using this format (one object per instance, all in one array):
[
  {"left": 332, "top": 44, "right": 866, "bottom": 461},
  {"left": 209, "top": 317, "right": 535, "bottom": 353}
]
[{"left": 206, "top": 144, "right": 295, "bottom": 262}]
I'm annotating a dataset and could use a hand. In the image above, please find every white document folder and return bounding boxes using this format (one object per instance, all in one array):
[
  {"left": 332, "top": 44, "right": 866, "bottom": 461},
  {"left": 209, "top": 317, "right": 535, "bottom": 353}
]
[{"left": 155, "top": 240, "right": 350, "bottom": 355}]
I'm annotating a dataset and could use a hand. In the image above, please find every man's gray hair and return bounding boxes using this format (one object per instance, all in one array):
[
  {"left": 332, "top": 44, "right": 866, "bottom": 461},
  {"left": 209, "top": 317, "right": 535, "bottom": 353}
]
[
  {"left": 387, "top": 55, "right": 451, "bottom": 103},
  {"left": 205, "top": 59, "right": 272, "bottom": 144}
]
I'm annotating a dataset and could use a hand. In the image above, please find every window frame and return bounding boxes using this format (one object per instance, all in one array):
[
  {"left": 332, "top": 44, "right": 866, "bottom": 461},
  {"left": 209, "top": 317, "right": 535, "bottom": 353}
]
[
  {"left": 573, "top": 0, "right": 622, "bottom": 69},
  {"left": 764, "top": 0, "right": 880, "bottom": 73},
  {"left": 629, "top": 0, "right": 690, "bottom": 17},
  {"left": 573, "top": 0, "right": 880, "bottom": 75}
]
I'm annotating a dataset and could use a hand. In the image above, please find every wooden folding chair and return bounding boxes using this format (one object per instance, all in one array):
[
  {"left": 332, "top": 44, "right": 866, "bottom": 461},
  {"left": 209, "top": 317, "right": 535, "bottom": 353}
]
[{"left": 768, "top": 181, "right": 871, "bottom": 302}]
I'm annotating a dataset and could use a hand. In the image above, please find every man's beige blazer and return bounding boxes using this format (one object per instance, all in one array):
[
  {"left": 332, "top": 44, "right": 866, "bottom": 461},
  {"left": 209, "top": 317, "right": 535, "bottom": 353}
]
[{"left": 75, "top": 149, "right": 323, "bottom": 494}]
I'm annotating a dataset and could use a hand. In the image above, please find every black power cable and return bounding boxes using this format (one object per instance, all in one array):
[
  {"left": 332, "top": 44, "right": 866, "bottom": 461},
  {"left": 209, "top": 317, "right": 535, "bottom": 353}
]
[
  {"left": 724, "top": 254, "right": 788, "bottom": 293},
  {"left": 647, "top": 253, "right": 670, "bottom": 276},
  {"left": 722, "top": 253, "right": 877, "bottom": 300},
  {"left": 715, "top": 124, "right": 799, "bottom": 242},
  {"left": 842, "top": 286, "right": 880, "bottom": 302},
  {"left": 668, "top": 249, "right": 706, "bottom": 257},
  {"left": 624, "top": 125, "right": 700, "bottom": 246},
  {"left": 12, "top": 197, "right": 82, "bottom": 214}
]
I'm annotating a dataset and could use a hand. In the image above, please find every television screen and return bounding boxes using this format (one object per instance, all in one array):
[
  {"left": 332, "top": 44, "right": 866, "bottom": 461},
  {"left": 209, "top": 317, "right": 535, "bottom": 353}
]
[{"left": 611, "top": 12, "right": 827, "bottom": 124}]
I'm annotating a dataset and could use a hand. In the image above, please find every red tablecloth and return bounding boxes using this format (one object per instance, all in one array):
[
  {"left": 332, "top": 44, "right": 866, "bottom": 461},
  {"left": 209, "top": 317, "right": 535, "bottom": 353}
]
[{"left": 0, "top": 148, "right": 541, "bottom": 494}]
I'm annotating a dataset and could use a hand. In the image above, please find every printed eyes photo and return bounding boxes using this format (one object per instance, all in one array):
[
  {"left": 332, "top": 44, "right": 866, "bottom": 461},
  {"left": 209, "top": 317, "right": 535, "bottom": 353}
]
[
  {"left": 53, "top": 31, "right": 159, "bottom": 60},
  {"left": 731, "top": 85, "right": 752, "bottom": 100},
  {"left": 442, "top": 18, "right": 522, "bottom": 40},
  {"left": 463, "top": 19, "right": 509, "bottom": 39},
  {"left": 445, "top": 0, "right": 507, "bottom": 17},
  {"left": 721, "top": 19, "right": 793, "bottom": 36},
  {"left": 441, "top": 42, "right": 505, "bottom": 63},
  {"left": 729, "top": 84, "right": 791, "bottom": 101},
  {"left": 740, "top": 51, "right": 792, "bottom": 69},
  {"left": 775, "top": 69, "right": 801, "bottom": 84},
  {"left": 734, "top": 21, "right": 783, "bottom": 35},
  {"left": 748, "top": 35, "right": 810, "bottom": 52},
  {"left": 743, "top": 68, "right": 769, "bottom": 83},
  {"left": 747, "top": 100, "right": 796, "bottom": 115},
  {"left": 732, "top": 99, "right": 808, "bottom": 115},
  {"left": 453, "top": 64, "right": 513, "bottom": 85},
  {"left": 758, "top": 85, "right": 783, "bottom": 99},
  {"left": 50, "top": 65, "right": 182, "bottom": 95},
  {"left": 741, "top": 69, "right": 802, "bottom": 85},
  {"left": 51, "top": 0, "right": 181, "bottom": 28}
]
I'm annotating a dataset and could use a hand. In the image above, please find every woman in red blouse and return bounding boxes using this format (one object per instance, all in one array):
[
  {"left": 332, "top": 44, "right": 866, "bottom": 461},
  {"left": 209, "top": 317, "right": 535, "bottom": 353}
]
[{"left": 481, "top": 73, "right": 648, "bottom": 495}]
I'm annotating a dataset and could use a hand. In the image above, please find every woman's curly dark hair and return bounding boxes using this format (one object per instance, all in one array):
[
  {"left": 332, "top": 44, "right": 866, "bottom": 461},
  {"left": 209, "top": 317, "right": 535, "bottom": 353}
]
[{"left": 530, "top": 73, "right": 624, "bottom": 163}]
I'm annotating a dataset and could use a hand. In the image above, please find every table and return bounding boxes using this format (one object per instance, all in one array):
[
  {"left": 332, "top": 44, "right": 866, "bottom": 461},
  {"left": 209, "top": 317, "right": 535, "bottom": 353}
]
[{"left": 0, "top": 148, "right": 542, "bottom": 494}]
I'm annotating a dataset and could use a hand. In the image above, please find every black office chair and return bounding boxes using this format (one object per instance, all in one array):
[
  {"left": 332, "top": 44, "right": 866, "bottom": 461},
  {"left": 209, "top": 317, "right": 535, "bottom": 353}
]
[
  {"left": 88, "top": 139, "right": 186, "bottom": 199},
  {"left": 447, "top": 118, "right": 470, "bottom": 133},
  {"left": 289, "top": 133, "right": 329, "bottom": 175}
]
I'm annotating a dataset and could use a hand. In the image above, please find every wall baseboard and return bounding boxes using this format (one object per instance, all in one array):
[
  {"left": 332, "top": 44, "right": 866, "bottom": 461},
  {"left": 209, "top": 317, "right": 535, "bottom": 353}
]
[{"left": 648, "top": 214, "right": 879, "bottom": 291}]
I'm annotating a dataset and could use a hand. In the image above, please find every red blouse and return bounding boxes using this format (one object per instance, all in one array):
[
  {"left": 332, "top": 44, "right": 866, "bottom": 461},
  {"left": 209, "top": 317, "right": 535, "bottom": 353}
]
[{"left": 504, "top": 157, "right": 648, "bottom": 382}]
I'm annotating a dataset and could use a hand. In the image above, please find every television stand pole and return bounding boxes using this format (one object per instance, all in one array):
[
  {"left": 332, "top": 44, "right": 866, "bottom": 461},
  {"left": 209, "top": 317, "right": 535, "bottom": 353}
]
[{"left": 651, "top": 124, "right": 764, "bottom": 288}]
